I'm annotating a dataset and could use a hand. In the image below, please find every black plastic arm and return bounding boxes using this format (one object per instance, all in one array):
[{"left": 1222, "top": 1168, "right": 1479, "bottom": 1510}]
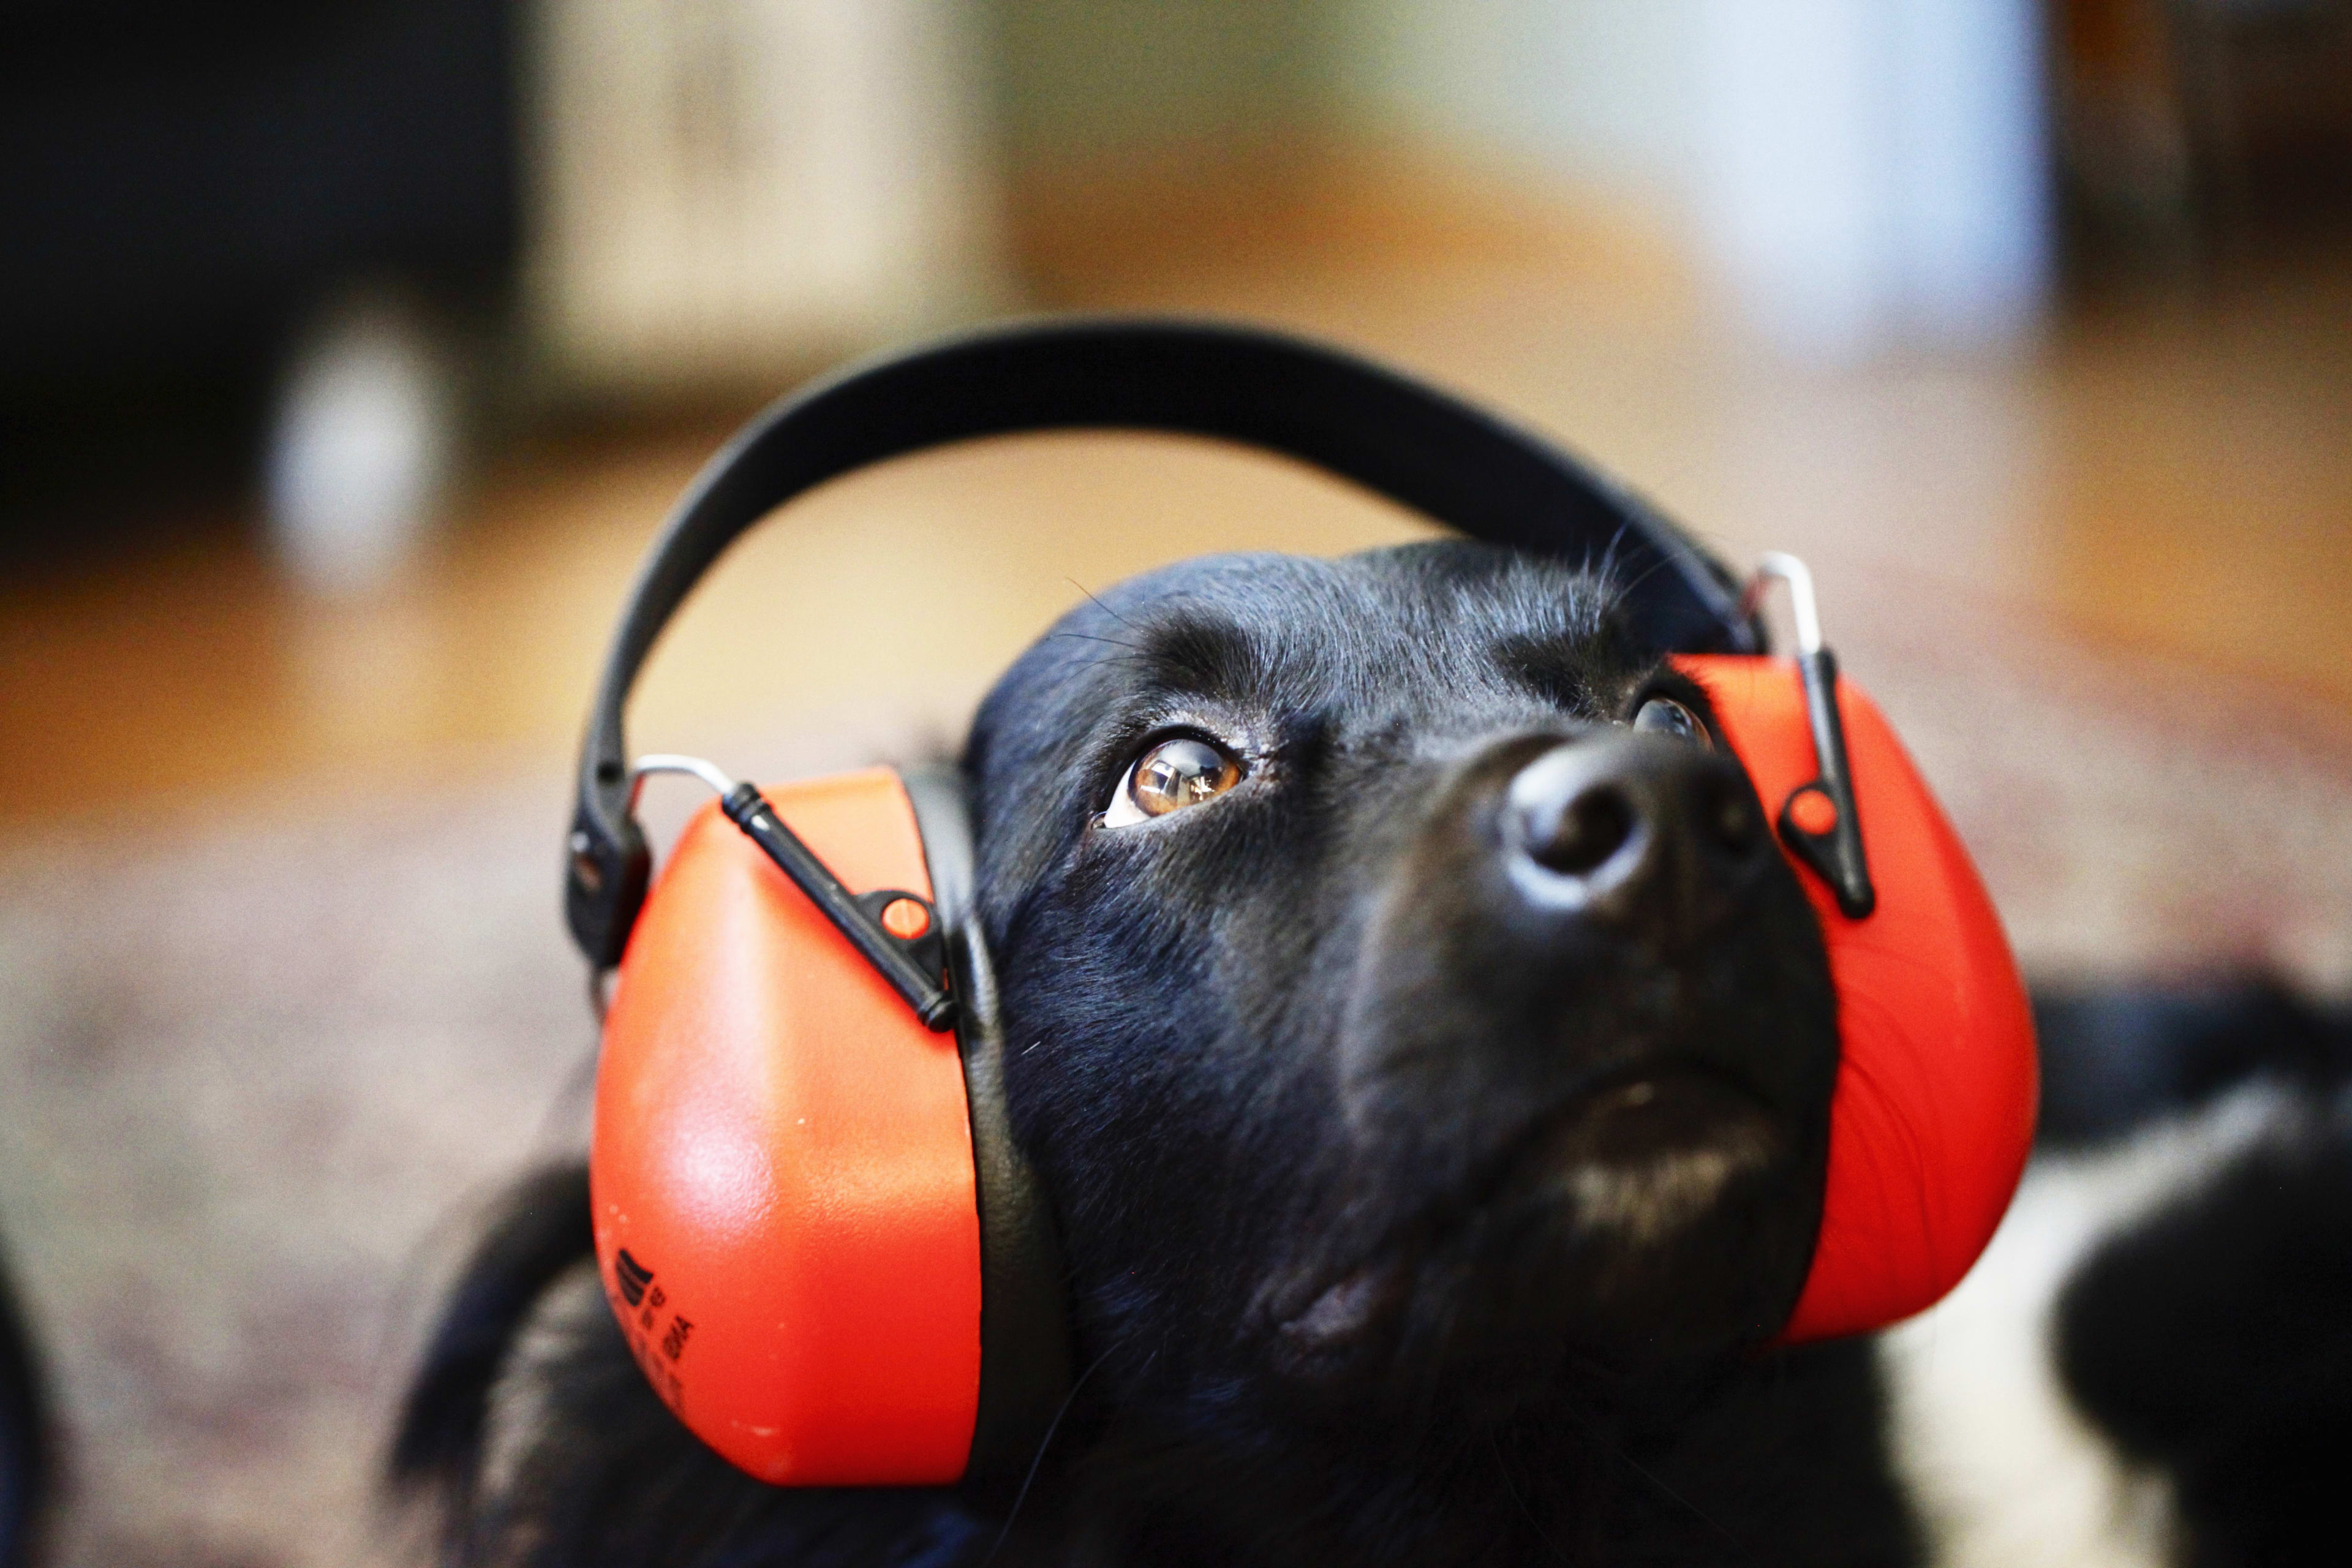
[
  {"left": 1776, "top": 647, "right": 1876, "bottom": 920},
  {"left": 716, "top": 784, "right": 957, "bottom": 1031}
]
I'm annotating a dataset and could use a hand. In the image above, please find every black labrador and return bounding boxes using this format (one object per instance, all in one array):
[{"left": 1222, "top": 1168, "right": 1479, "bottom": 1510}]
[{"left": 392, "top": 540, "right": 1918, "bottom": 1566}]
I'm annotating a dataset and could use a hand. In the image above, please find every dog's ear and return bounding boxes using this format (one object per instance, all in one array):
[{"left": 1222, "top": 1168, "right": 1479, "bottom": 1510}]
[{"left": 389, "top": 1164, "right": 592, "bottom": 1542}]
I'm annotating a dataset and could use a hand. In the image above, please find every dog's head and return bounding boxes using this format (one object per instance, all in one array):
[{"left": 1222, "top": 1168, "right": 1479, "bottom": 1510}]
[{"left": 965, "top": 541, "right": 1838, "bottom": 1422}]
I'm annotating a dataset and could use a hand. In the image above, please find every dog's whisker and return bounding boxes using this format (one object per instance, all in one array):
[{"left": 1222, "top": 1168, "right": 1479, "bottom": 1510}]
[
  {"left": 978, "top": 1349, "right": 1110, "bottom": 1568},
  {"left": 1490, "top": 1430, "right": 1576, "bottom": 1564},
  {"left": 1572, "top": 521, "right": 1636, "bottom": 606},
  {"left": 1047, "top": 630, "right": 1152, "bottom": 654},
  {"left": 1615, "top": 1447, "right": 1746, "bottom": 1552},
  {"left": 1608, "top": 544, "right": 1681, "bottom": 605},
  {"left": 1066, "top": 576, "right": 1140, "bottom": 629}
]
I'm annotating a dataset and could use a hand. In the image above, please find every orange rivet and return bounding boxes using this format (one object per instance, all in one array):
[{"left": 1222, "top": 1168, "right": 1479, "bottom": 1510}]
[
  {"left": 1788, "top": 789, "right": 1838, "bottom": 837},
  {"left": 880, "top": 897, "right": 931, "bottom": 939}
]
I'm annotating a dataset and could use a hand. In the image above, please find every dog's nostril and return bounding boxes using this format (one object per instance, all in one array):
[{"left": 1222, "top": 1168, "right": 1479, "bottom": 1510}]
[
  {"left": 1529, "top": 786, "right": 1634, "bottom": 876},
  {"left": 1707, "top": 782, "right": 1760, "bottom": 856}
]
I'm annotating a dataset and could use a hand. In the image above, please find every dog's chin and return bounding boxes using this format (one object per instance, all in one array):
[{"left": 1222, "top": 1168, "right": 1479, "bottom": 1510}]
[
  {"left": 1513, "top": 1070, "right": 1779, "bottom": 1251},
  {"left": 1277, "top": 1072, "right": 1817, "bottom": 1393},
  {"left": 1498, "top": 1072, "right": 1796, "bottom": 1346}
]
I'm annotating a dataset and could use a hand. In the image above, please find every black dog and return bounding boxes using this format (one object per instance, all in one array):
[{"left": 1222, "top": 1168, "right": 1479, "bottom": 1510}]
[{"left": 394, "top": 541, "right": 1924, "bottom": 1566}]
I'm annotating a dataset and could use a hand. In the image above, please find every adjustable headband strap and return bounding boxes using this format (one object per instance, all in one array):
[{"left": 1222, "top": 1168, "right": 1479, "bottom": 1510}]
[{"left": 567, "top": 317, "right": 1758, "bottom": 966}]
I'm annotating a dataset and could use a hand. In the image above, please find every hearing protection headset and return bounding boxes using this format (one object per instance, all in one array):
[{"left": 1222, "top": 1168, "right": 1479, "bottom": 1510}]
[{"left": 567, "top": 319, "right": 2037, "bottom": 1489}]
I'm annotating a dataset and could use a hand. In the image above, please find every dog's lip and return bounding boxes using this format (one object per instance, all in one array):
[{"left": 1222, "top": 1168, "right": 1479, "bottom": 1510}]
[
  {"left": 1273, "top": 1063, "right": 1784, "bottom": 1344},
  {"left": 1493, "top": 1069, "right": 1783, "bottom": 1240},
  {"left": 1517, "top": 1061, "right": 1776, "bottom": 1153},
  {"left": 1447, "top": 1062, "right": 1784, "bottom": 1227}
]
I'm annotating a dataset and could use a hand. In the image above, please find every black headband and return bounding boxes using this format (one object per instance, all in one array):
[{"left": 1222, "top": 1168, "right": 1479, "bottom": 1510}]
[{"left": 566, "top": 317, "right": 1758, "bottom": 967}]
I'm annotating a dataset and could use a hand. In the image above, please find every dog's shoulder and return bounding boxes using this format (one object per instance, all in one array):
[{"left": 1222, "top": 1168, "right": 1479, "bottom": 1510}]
[{"left": 391, "top": 1163, "right": 994, "bottom": 1567}]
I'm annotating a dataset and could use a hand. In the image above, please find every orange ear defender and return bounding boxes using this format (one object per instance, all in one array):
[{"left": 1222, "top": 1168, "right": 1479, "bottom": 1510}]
[
  {"left": 1674, "top": 557, "right": 2037, "bottom": 1343},
  {"left": 594, "top": 763, "right": 1068, "bottom": 1485},
  {"left": 566, "top": 320, "right": 2037, "bottom": 1488}
]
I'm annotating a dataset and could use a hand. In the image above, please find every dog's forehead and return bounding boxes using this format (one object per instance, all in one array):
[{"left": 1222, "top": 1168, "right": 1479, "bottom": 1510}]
[{"left": 1000, "top": 542, "right": 1633, "bottom": 722}]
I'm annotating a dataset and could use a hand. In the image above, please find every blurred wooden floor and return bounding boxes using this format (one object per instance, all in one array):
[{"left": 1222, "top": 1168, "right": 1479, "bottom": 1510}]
[{"left": 4, "top": 153, "right": 2348, "bottom": 828}]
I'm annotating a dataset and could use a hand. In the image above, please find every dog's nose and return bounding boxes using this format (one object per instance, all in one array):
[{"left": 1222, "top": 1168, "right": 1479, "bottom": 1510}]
[{"left": 1503, "top": 733, "right": 1768, "bottom": 944}]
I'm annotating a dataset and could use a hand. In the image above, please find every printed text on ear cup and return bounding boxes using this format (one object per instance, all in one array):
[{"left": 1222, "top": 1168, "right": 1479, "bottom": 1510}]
[{"left": 605, "top": 1250, "right": 693, "bottom": 1414}]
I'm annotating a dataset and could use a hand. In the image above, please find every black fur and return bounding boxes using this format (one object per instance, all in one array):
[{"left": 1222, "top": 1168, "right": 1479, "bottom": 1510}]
[
  {"left": 2040, "top": 984, "right": 2352, "bottom": 1568},
  {"left": 396, "top": 543, "right": 1920, "bottom": 1566},
  {"left": 393, "top": 1165, "right": 594, "bottom": 1542},
  {"left": 2033, "top": 982, "right": 2352, "bottom": 1151}
]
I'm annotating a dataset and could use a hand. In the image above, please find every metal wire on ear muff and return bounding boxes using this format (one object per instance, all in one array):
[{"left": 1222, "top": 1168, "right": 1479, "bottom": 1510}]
[{"left": 628, "top": 755, "right": 955, "bottom": 1030}]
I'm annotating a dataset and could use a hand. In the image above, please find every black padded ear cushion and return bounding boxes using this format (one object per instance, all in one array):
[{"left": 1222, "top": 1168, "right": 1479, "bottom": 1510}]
[{"left": 900, "top": 763, "right": 1077, "bottom": 1496}]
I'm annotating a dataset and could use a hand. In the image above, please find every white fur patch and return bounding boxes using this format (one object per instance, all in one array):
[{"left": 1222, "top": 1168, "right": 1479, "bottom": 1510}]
[
  {"left": 1879, "top": 1085, "right": 2291, "bottom": 1568},
  {"left": 1567, "top": 1114, "right": 1773, "bottom": 1247}
]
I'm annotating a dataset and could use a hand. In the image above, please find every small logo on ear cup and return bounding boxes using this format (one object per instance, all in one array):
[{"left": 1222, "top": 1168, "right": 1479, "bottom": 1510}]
[{"left": 614, "top": 1248, "right": 656, "bottom": 1308}]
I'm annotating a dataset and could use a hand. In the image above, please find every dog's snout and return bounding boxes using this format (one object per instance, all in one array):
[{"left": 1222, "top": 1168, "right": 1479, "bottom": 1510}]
[
  {"left": 1523, "top": 780, "right": 1635, "bottom": 876},
  {"left": 1504, "top": 734, "right": 1766, "bottom": 943}
]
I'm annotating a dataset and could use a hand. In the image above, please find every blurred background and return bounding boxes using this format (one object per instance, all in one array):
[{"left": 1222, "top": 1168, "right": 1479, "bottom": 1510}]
[{"left": 0, "top": 2, "right": 2346, "bottom": 1564}]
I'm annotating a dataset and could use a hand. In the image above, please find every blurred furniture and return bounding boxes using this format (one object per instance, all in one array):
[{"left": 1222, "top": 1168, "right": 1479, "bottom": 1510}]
[
  {"left": 1687, "top": 0, "right": 2052, "bottom": 360},
  {"left": 2054, "top": 0, "right": 2352, "bottom": 266},
  {"left": 526, "top": 0, "right": 1005, "bottom": 396},
  {"left": 0, "top": 0, "right": 515, "bottom": 547}
]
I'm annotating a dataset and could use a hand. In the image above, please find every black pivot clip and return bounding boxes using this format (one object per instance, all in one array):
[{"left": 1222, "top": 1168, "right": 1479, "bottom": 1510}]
[{"left": 1743, "top": 554, "right": 1875, "bottom": 920}]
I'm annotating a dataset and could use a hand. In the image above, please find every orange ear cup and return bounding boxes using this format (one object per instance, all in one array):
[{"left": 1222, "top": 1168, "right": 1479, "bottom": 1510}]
[
  {"left": 1672, "top": 656, "right": 2038, "bottom": 1341},
  {"left": 590, "top": 767, "right": 983, "bottom": 1485}
]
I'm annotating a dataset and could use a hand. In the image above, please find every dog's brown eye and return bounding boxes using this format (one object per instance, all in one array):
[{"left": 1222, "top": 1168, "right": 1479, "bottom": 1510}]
[
  {"left": 1633, "top": 696, "right": 1709, "bottom": 748},
  {"left": 1101, "top": 736, "right": 1242, "bottom": 828}
]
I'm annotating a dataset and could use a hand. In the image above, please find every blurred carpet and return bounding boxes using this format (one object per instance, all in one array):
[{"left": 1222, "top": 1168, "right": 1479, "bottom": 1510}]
[
  {"left": 0, "top": 713, "right": 940, "bottom": 1568},
  {"left": 1, "top": 568, "right": 2349, "bottom": 1568}
]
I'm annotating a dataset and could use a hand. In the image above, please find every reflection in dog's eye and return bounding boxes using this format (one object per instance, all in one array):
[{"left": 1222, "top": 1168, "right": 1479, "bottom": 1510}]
[
  {"left": 1101, "top": 736, "right": 1242, "bottom": 827},
  {"left": 1633, "top": 696, "right": 1710, "bottom": 747}
]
